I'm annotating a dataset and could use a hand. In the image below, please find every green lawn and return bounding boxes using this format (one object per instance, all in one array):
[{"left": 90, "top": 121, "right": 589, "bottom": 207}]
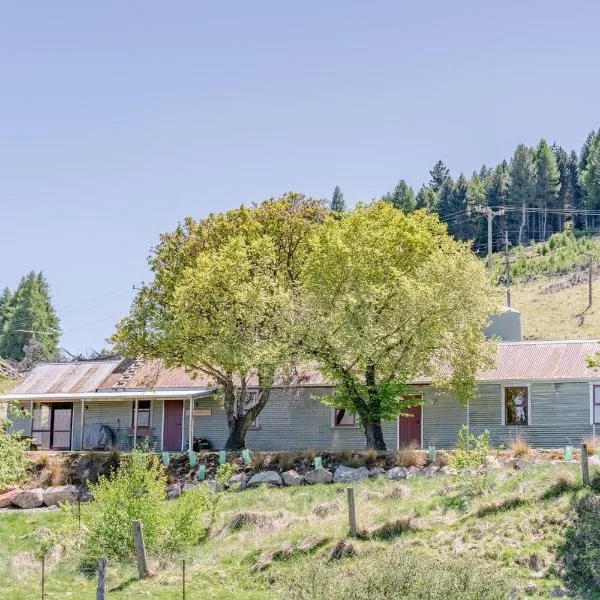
[{"left": 1, "top": 463, "right": 598, "bottom": 599}]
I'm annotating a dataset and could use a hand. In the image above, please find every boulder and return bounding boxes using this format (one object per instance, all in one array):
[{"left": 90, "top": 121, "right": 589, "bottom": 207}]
[
  {"left": 247, "top": 471, "right": 283, "bottom": 487},
  {"left": 549, "top": 588, "right": 568, "bottom": 597},
  {"left": 42, "top": 485, "right": 78, "bottom": 507},
  {"left": 485, "top": 456, "right": 502, "bottom": 469},
  {"left": 420, "top": 464, "right": 439, "bottom": 478},
  {"left": 385, "top": 467, "right": 408, "bottom": 480},
  {"left": 406, "top": 466, "right": 419, "bottom": 478},
  {"left": 304, "top": 467, "right": 333, "bottom": 484},
  {"left": 438, "top": 466, "right": 451, "bottom": 476},
  {"left": 205, "top": 480, "right": 218, "bottom": 493},
  {"left": 182, "top": 482, "right": 199, "bottom": 493},
  {"left": 333, "top": 465, "right": 370, "bottom": 483},
  {"left": 166, "top": 483, "right": 181, "bottom": 500},
  {"left": 282, "top": 470, "right": 304, "bottom": 486},
  {"left": 0, "top": 488, "right": 20, "bottom": 508},
  {"left": 369, "top": 468, "right": 385, "bottom": 479},
  {"left": 11, "top": 488, "right": 44, "bottom": 509}
]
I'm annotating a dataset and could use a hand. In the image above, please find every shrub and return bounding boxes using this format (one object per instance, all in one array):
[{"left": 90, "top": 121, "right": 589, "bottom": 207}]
[
  {"left": 272, "top": 452, "right": 293, "bottom": 471},
  {"left": 449, "top": 426, "right": 491, "bottom": 500},
  {"left": 80, "top": 448, "right": 167, "bottom": 565},
  {"left": 561, "top": 494, "right": 600, "bottom": 591},
  {"left": 396, "top": 442, "right": 425, "bottom": 468},
  {"left": 361, "top": 448, "right": 379, "bottom": 467},
  {"left": 250, "top": 452, "right": 269, "bottom": 470},
  {"left": 279, "top": 548, "right": 511, "bottom": 600},
  {"left": 0, "top": 418, "right": 30, "bottom": 489},
  {"left": 507, "top": 435, "right": 531, "bottom": 458},
  {"left": 163, "top": 486, "right": 212, "bottom": 551}
]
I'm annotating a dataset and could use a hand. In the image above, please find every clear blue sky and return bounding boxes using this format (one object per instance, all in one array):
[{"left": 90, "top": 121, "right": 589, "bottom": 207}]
[{"left": 1, "top": 1, "right": 598, "bottom": 355}]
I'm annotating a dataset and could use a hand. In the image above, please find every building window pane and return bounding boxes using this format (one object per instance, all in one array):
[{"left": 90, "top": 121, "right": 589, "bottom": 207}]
[
  {"left": 334, "top": 408, "right": 356, "bottom": 427},
  {"left": 595, "top": 404, "right": 600, "bottom": 425},
  {"left": 132, "top": 401, "right": 151, "bottom": 427},
  {"left": 505, "top": 387, "right": 528, "bottom": 426},
  {"left": 33, "top": 404, "right": 51, "bottom": 431}
]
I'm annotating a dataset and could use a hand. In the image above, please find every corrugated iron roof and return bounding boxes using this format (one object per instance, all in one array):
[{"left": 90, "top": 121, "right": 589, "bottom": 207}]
[
  {"left": 7, "top": 339, "right": 600, "bottom": 397},
  {"left": 480, "top": 340, "right": 600, "bottom": 381},
  {"left": 10, "top": 360, "right": 124, "bottom": 395}
]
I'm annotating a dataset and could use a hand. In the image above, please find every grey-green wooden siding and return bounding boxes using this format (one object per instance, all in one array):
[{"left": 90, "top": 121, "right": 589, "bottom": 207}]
[
  {"left": 184, "top": 387, "right": 399, "bottom": 451},
  {"left": 422, "top": 381, "right": 595, "bottom": 448}
]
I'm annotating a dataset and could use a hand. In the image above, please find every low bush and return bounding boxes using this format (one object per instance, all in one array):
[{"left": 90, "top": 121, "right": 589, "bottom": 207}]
[
  {"left": 582, "top": 436, "right": 598, "bottom": 456},
  {"left": 561, "top": 493, "right": 600, "bottom": 592},
  {"left": 272, "top": 452, "right": 294, "bottom": 472},
  {"left": 0, "top": 418, "right": 30, "bottom": 490},
  {"left": 396, "top": 442, "right": 425, "bottom": 468},
  {"left": 449, "top": 426, "right": 491, "bottom": 501},
  {"left": 279, "top": 548, "right": 511, "bottom": 600},
  {"left": 507, "top": 436, "right": 531, "bottom": 458}
]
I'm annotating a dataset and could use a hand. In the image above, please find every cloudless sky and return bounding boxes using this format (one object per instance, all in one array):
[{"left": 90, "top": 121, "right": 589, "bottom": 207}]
[{"left": 1, "top": 1, "right": 599, "bottom": 355}]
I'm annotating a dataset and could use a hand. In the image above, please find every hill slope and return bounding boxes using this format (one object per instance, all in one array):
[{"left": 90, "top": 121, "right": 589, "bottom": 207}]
[{"left": 492, "top": 232, "right": 600, "bottom": 340}]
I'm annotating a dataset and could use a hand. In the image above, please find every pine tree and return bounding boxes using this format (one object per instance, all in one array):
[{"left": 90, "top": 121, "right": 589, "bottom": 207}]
[
  {"left": 568, "top": 150, "right": 585, "bottom": 228},
  {"left": 429, "top": 160, "right": 450, "bottom": 193},
  {"left": 386, "top": 180, "right": 416, "bottom": 212},
  {"left": 415, "top": 185, "right": 437, "bottom": 211},
  {"left": 0, "top": 272, "right": 60, "bottom": 361},
  {"left": 0, "top": 288, "right": 13, "bottom": 333},
  {"left": 534, "top": 139, "right": 561, "bottom": 239},
  {"left": 581, "top": 134, "right": 600, "bottom": 216},
  {"left": 507, "top": 145, "right": 536, "bottom": 245},
  {"left": 330, "top": 186, "right": 346, "bottom": 212}
]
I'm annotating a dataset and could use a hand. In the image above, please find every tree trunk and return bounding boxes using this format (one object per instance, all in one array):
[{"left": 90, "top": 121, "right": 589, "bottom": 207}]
[
  {"left": 363, "top": 421, "right": 387, "bottom": 451},
  {"left": 224, "top": 416, "right": 250, "bottom": 450}
]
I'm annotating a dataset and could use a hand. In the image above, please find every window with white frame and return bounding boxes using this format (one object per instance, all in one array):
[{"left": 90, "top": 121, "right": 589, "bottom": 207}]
[
  {"left": 333, "top": 408, "right": 356, "bottom": 427},
  {"left": 504, "top": 386, "right": 529, "bottom": 426},
  {"left": 132, "top": 400, "right": 151, "bottom": 428},
  {"left": 593, "top": 385, "right": 600, "bottom": 424}
]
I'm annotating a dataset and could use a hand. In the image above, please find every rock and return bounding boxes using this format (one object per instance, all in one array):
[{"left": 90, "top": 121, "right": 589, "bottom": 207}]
[
  {"left": 296, "top": 536, "right": 327, "bottom": 552},
  {"left": 282, "top": 470, "right": 304, "bottom": 486},
  {"left": 304, "top": 467, "right": 333, "bottom": 484},
  {"left": 0, "top": 485, "right": 18, "bottom": 496},
  {"left": 333, "top": 465, "right": 370, "bottom": 483},
  {"left": 485, "top": 456, "right": 502, "bottom": 469},
  {"left": 369, "top": 467, "right": 385, "bottom": 478},
  {"left": 182, "top": 482, "right": 199, "bottom": 493},
  {"left": 438, "top": 466, "right": 451, "bottom": 476},
  {"left": 420, "top": 464, "right": 439, "bottom": 478},
  {"left": 247, "top": 470, "right": 283, "bottom": 487},
  {"left": 406, "top": 466, "right": 419, "bottom": 478},
  {"left": 330, "top": 540, "right": 356, "bottom": 559},
  {"left": 516, "top": 460, "right": 533, "bottom": 470},
  {"left": 205, "top": 480, "right": 218, "bottom": 493},
  {"left": 504, "top": 458, "right": 519, "bottom": 469},
  {"left": 549, "top": 588, "right": 568, "bottom": 597},
  {"left": 166, "top": 483, "right": 181, "bottom": 500},
  {"left": 11, "top": 488, "right": 44, "bottom": 509},
  {"left": 385, "top": 467, "right": 408, "bottom": 480},
  {"left": 77, "top": 487, "right": 93, "bottom": 502},
  {"left": 238, "top": 474, "right": 251, "bottom": 491},
  {"left": 0, "top": 488, "right": 20, "bottom": 508},
  {"left": 42, "top": 485, "right": 79, "bottom": 507}
]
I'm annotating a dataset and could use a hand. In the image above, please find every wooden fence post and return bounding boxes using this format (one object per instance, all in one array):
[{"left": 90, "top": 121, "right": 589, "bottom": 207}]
[
  {"left": 182, "top": 559, "right": 186, "bottom": 600},
  {"left": 132, "top": 520, "right": 149, "bottom": 579},
  {"left": 96, "top": 557, "right": 107, "bottom": 600},
  {"left": 347, "top": 488, "right": 357, "bottom": 538},
  {"left": 41, "top": 555, "right": 45, "bottom": 600},
  {"left": 582, "top": 443, "right": 590, "bottom": 487}
]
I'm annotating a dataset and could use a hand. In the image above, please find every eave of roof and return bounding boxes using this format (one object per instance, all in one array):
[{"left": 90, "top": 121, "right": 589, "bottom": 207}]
[{"left": 0, "top": 388, "right": 218, "bottom": 401}]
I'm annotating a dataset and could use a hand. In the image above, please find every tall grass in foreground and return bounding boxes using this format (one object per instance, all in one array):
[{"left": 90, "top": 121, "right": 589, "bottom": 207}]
[{"left": 278, "top": 550, "right": 510, "bottom": 600}]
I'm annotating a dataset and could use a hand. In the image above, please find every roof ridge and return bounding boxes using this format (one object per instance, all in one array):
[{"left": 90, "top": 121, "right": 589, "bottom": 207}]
[{"left": 499, "top": 339, "right": 600, "bottom": 345}]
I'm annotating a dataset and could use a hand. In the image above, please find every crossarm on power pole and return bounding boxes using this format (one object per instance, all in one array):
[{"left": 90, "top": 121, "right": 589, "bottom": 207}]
[{"left": 471, "top": 206, "right": 506, "bottom": 273}]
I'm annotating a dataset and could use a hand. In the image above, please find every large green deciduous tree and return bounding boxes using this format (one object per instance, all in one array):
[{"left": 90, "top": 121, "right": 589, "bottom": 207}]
[
  {"left": 0, "top": 272, "right": 60, "bottom": 362},
  {"left": 299, "top": 202, "right": 496, "bottom": 450},
  {"left": 113, "top": 193, "right": 326, "bottom": 450}
]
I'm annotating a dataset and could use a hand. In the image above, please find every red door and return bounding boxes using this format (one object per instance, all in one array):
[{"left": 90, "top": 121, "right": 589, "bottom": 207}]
[
  {"left": 163, "top": 400, "right": 183, "bottom": 451},
  {"left": 399, "top": 405, "right": 421, "bottom": 447}
]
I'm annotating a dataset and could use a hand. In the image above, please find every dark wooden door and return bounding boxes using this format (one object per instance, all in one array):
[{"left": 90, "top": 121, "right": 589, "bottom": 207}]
[
  {"left": 163, "top": 400, "right": 183, "bottom": 451},
  {"left": 399, "top": 405, "right": 421, "bottom": 447}
]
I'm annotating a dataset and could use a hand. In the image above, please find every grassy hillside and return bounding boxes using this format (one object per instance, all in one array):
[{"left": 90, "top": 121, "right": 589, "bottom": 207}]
[
  {"left": 491, "top": 232, "right": 600, "bottom": 339},
  {"left": 1, "top": 464, "right": 599, "bottom": 599}
]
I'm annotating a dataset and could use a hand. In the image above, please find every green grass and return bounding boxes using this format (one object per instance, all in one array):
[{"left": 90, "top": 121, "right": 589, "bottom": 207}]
[{"left": 1, "top": 463, "right": 599, "bottom": 598}]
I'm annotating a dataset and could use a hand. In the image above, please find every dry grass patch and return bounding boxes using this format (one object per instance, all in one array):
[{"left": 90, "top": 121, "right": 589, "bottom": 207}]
[
  {"left": 582, "top": 436, "right": 598, "bottom": 455},
  {"left": 396, "top": 442, "right": 426, "bottom": 468},
  {"left": 508, "top": 436, "right": 532, "bottom": 458},
  {"left": 476, "top": 496, "right": 527, "bottom": 517},
  {"left": 361, "top": 517, "right": 419, "bottom": 540}
]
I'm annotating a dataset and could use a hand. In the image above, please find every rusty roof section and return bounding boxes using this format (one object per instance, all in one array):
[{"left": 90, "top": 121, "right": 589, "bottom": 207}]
[
  {"left": 8, "top": 340, "right": 600, "bottom": 396},
  {"left": 480, "top": 340, "right": 600, "bottom": 381},
  {"left": 10, "top": 360, "right": 124, "bottom": 395}
]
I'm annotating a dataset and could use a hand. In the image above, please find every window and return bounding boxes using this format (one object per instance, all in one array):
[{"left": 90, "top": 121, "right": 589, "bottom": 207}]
[
  {"left": 593, "top": 386, "right": 600, "bottom": 424},
  {"left": 132, "top": 400, "right": 151, "bottom": 428},
  {"left": 504, "top": 386, "right": 529, "bottom": 426},
  {"left": 333, "top": 408, "right": 356, "bottom": 427},
  {"left": 32, "top": 403, "right": 51, "bottom": 449}
]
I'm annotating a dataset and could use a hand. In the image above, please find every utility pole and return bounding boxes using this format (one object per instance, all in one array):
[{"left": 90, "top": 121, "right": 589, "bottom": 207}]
[
  {"left": 472, "top": 206, "right": 506, "bottom": 272},
  {"left": 504, "top": 231, "right": 511, "bottom": 307}
]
